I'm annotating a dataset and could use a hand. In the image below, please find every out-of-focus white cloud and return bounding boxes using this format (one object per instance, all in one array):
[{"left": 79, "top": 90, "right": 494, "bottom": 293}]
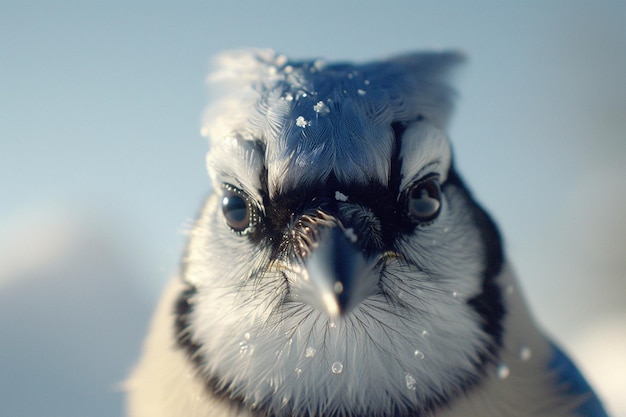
[
  {"left": 563, "top": 164, "right": 626, "bottom": 268},
  {"left": 0, "top": 210, "right": 86, "bottom": 290},
  {"left": 0, "top": 209, "right": 154, "bottom": 417},
  {"left": 571, "top": 314, "right": 626, "bottom": 417}
]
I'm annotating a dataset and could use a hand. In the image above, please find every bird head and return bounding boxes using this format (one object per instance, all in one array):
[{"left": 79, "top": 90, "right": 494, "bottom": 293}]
[{"left": 178, "top": 50, "right": 505, "bottom": 417}]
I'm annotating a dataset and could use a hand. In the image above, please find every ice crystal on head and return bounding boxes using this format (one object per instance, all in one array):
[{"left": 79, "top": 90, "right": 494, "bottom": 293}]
[
  {"left": 357, "top": 89, "right": 367, "bottom": 96},
  {"left": 313, "top": 101, "right": 330, "bottom": 115},
  {"left": 275, "top": 54, "right": 288, "bottom": 67},
  {"left": 335, "top": 191, "right": 348, "bottom": 201},
  {"left": 314, "top": 59, "right": 326, "bottom": 71},
  {"left": 296, "top": 116, "right": 310, "bottom": 128}
]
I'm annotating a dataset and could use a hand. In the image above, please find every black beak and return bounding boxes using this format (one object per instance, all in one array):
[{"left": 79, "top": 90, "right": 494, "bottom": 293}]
[{"left": 300, "top": 226, "right": 378, "bottom": 317}]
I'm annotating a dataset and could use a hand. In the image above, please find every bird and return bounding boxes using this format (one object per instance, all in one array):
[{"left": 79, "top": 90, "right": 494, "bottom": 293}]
[{"left": 126, "top": 49, "right": 609, "bottom": 417}]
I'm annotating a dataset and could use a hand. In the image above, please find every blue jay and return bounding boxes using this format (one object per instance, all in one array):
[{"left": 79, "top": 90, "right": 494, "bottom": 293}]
[{"left": 126, "top": 50, "right": 608, "bottom": 417}]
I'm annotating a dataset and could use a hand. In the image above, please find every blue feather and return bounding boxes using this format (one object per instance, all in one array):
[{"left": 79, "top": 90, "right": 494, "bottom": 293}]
[{"left": 549, "top": 343, "right": 609, "bottom": 417}]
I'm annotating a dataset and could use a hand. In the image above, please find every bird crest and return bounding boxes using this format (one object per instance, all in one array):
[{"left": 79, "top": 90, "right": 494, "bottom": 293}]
[{"left": 203, "top": 49, "right": 464, "bottom": 196}]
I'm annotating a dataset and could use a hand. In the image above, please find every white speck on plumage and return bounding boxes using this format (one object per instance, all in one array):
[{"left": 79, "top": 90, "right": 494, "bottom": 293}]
[
  {"left": 305, "top": 347, "right": 316, "bottom": 358},
  {"left": 126, "top": 49, "right": 609, "bottom": 417},
  {"left": 520, "top": 345, "right": 532, "bottom": 361},
  {"left": 497, "top": 363, "right": 511, "bottom": 380},
  {"left": 344, "top": 228, "right": 357, "bottom": 243},
  {"left": 313, "top": 100, "right": 330, "bottom": 115},
  {"left": 335, "top": 191, "right": 348, "bottom": 201},
  {"left": 275, "top": 54, "right": 288, "bottom": 67},
  {"left": 295, "top": 116, "right": 310, "bottom": 128},
  {"left": 405, "top": 373, "right": 417, "bottom": 391},
  {"left": 331, "top": 362, "right": 344, "bottom": 374}
]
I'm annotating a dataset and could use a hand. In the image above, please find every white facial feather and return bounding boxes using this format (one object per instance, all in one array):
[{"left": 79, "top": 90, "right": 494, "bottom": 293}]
[
  {"left": 181, "top": 49, "right": 499, "bottom": 416},
  {"left": 399, "top": 121, "right": 452, "bottom": 190},
  {"left": 184, "top": 184, "right": 492, "bottom": 417},
  {"left": 206, "top": 136, "right": 266, "bottom": 204}
]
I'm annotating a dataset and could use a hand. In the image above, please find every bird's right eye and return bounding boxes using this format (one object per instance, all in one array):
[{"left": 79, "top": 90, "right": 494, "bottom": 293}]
[
  {"left": 221, "top": 185, "right": 253, "bottom": 233},
  {"left": 406, "top": 175, "right": 442, "bottom": 224}
]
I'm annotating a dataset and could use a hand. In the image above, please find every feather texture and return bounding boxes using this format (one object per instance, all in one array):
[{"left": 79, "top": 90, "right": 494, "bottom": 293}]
[{"left": 203, "top": 49, "right": 463, "bottom": 196}]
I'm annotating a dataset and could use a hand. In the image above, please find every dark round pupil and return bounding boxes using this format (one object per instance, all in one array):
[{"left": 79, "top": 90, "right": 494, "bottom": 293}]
[
  {"left": 408, "top": 179, "right": 441, "bottom": 222},
  {"left": 222, "top": 193, "right": 250, "bottom": 231}
]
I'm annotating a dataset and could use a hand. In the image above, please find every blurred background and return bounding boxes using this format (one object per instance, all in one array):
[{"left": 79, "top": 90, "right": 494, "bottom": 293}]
[{"left": 1, "top": 1, "right": 624, "bottom": 416}]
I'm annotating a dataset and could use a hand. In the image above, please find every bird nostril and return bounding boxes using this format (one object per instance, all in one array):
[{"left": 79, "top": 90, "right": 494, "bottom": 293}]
[{"left": 290, "top": 210, "right": 341, "bottom": 259}]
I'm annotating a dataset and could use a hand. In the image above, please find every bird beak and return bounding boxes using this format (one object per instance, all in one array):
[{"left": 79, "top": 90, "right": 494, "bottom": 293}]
[{"left": 297, "top": 226, "right": 378, "bottom": 318}]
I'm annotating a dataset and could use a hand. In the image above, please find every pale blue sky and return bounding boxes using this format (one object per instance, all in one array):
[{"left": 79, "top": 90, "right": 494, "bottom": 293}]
[{"left": 1, "top": 1, "right": 625, "bottom": 416}]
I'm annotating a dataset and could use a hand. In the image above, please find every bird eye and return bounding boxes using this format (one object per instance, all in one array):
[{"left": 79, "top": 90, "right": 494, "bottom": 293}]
[
  {"left": 407, "top": 176, "right": 442, "bottom": 223},
  {"left": 221, "top": 185, "right": 254, "bottom": 233}
]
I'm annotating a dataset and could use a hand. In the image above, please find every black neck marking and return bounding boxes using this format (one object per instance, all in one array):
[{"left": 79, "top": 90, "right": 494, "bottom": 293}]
[{"left": 446, "top": 166, "right": 505, "bottom": 351}]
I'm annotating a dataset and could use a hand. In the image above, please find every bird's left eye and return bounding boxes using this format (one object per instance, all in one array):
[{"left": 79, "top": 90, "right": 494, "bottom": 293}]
[
  {"left": 407, "top": 175, "right": 442, "bottom": 223},
  {"left": 221, "top": 185, "right": 255, "bottom": 233}
]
